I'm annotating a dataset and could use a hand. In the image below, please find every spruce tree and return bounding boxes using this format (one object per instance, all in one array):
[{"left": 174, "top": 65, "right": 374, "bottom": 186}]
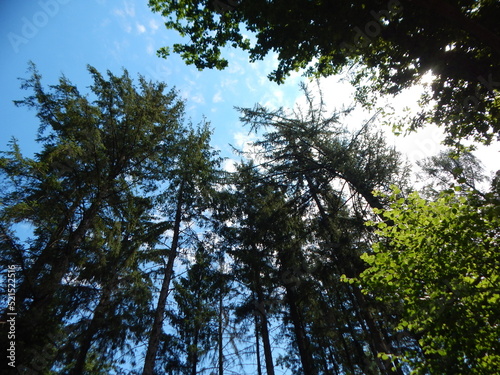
[{"left": 0, "top": 63, "right": 186, "bottom": 373}]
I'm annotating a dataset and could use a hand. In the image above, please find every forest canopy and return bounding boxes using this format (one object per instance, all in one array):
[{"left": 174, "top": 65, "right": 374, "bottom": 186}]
[
  {"left": 1, "top": 1, "right": 500, "bottom": 373},
  {"left": 3, "top": 65, "right": 498, "bottom": 374},
  {"left": 148, "top": 0, "right": 500, "bottom": 146}
]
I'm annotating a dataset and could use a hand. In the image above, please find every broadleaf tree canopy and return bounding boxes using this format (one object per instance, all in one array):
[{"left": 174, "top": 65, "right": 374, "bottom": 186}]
[
  {"left": 358, "top": 186, "right": 500, "bottom": 373},
  {"left": 148, "top": 0, "right": 500, "bottom": 146}
]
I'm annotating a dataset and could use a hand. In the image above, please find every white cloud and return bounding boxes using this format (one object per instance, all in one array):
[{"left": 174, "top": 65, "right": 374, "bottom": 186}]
[
  {"left": 182, "top": 89, "right": 205, "bottom": 105},
  {"left": 245, "top": 77, "right": 257, "bottom": 93},
  {"left": 113, "top": 1, "right": 136, "bottom": 33},
  {"left": 107, "top": 39, "right": 131, "bottom": 62},
  {"left": 100, "top": 18, "right": 111, "bottom": 28},
  {"left": 212, "top": 91, "right": 223, "bottom": 103},
  {"left": 136, "top": 23, "right": 146, "bottom": 34},
  {"left": 145, "top": 63, "right": 172, "bottom": 81},
  {"left": 149, "top": 19, "right": 160, "bottom": 33},
  {"left": 221, "top": 78, "right": 238, "bottom": 88},
  {"left": 233, "top": 131, "right": 259, "bottom": 153},
  {"left": 146, "top": 42, "right": 155, "bottom": 55},
  {"left": 233, "top": 131, "right": 265, "bottom": 165},
  {"left": 233, "top": 131, "right": 253, "bottom": 149},
  {"left": 228, "top": 61, "right": 245, "bottom": 75},
  {"left": 113, "top": 1, "right": 135, "bottom": 18},
  {"left": 123, "top": 1, "right": 135, "bottom": 17},
  {"left": 191, "top": 93, "right": 205, "bottom": 104},
  {"left": 223, "top": 158, "right": 237, "bottom": 173},
  {"left": 262, "top": 88, "right": 285, "bottom": 109}
]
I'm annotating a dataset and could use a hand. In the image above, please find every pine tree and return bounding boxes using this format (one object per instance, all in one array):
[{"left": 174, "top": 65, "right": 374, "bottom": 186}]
[
  {"left": 221, "top": 164, "right": 282, "bottom": 375},
  {"left": 165, "top": 243, "right": 220, "bottom": 375},
  {"left": 142, "top": 124, "right": 222, "bottom": 375},
  {"left": 230, "top": 86, "right": 413, "bottom": 374},
  {"left": 0, "top": 63, "right": 186, "bottom": 373}
]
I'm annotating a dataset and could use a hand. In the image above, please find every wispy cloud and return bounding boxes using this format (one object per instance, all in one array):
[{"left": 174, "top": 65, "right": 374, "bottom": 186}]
[
  {"left": 108, "top": 39, "right": 131, "bottom": 61},
  {"left": 123, "top": 1, "right": 135, "bottom": 17},
  {"left": 221, "top": 78, "right": 238, "bottom": 89},
  {"left": 262, "top": 88, "right": 284, "bottom": 109},
  {"left": 233, "top": 131, "right": 256, "bottom": 150},
  {"left": 145, "top": 63, "right": 172, "bottom": 82},
  {"left": 212, "top": 91, "right": 223, "bottom": 103},
  {"left": 100, "top": 18, "right": 111, "bottom": 28},
  {"left": 181, "top": 85, "right": 206, "bottom": 105},
  {"left": 113, "top": 1, "right": 135, "bottom": 18},
  {"left": 245, "top": 77, "right": 257, "bottom": 92},
  {"left": 136, "top": 23, "right": 146, "bottom": 34},
  {"left": 146, "top": 42, "right": 155, "bottom": 55},
  {"left": 112, "top": 1, "right": 137, "bottom": 33},
  {"left": 228, "top": 61, "right": 245, "bottom": 75},
  {"left": 149, "top": 19, "right": 160, "bottom": 33},
  {"left": 190, "top": 92, "right": 205, "bottom": 104},
  {"left": 232, "top": 131, "right": 264, "bottom": 164}
]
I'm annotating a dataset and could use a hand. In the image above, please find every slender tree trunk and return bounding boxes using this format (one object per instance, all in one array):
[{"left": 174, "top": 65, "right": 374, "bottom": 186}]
[
  {"left": 254, "top": 314, "right": 263, "bottom": 375},
  {"left": 283, "top": 283, "right": 317, "bottom": 375},
  {"left": 340, "top": 289, "right": 377, "bottom": 374},
  {"left": 71, "top": 237, "right": 137, "bottom": 375},
  {"left": 142, "top": 181, "right": 185, "bottom": 375},
  {"left": 71, "top": 283, "right": 114, "bottom": 375},
  {"left": 327, "top": 346, "right": 342, "bottom": 375},
  {"left": 11, "top": 196, "right": 97, "bottom": 317},
  {"left": 260, "top": 312, "right": 275, "bottom": 375},
  {"left": 218, "top": 289, "right": 224, "bottom": 375},
  {"left": 255, "top": 282, "right": 275, "bottom": 375},
  {"left": 304, "top": 175, "right": 403, "bottom": 374},
  {"left": 190, "top": 330, "right": 199, "bottom": 375},
  {"left": 329, "top": 301, "right": 357, "bottom": 373},
  {"left": 351, "top": 287, "right": 403, "bottom": 375},
  {"left": 2, "top": 194, "right": 107, "bottom": 371}
]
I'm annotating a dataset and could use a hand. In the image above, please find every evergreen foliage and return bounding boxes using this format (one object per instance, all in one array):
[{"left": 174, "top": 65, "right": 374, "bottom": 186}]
[{"left": 1, "top": 59, "right": 499, "bottom": 374}]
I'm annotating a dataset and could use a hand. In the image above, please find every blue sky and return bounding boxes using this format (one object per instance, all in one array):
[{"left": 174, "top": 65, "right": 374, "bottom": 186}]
[
  {"left": 0, "top": 0, "right": 305, "bottom": 166},
  {"left": 1, "top": 1, "right": 498, "bottom": 373},
  {"left": 1, "top": 1, "right": 498, "bottom": 176}
]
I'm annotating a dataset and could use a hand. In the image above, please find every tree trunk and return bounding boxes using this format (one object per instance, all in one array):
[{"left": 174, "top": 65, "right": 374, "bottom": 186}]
[
  {"left": 255, "top": 282, "right": 275, "bottom": 375},
  {"left": 71, "top": 236, "right": 138, "bottom": 375},
  {"left": 142, "top": 181, "right": 185, "bottom": 375},
  {"left": 283, "top": 283, "right": 317, "bottom": 375},
  {"left": 190, "top": 330, "right": 199, "bottom": 375},
  {"left": 304, "top": 175, "right": 403, "bottom": 374},
  {"left": 254, "top": 314, "right": 263, "bottom": 375},
  {"left": 71, "top": 282, "right": 114, "bottom": 375},
  {"left": 11, "top": 196, "right": 96, "bottom": 316},
  {"left": 6, "top": 194, "right": 106, "bottom": 369},
  {"left": 351, "top": 287, "right": 403, "bottom": 375},
  {"left": 218, "top": 289, "right": 224, "bottom": 375}
]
